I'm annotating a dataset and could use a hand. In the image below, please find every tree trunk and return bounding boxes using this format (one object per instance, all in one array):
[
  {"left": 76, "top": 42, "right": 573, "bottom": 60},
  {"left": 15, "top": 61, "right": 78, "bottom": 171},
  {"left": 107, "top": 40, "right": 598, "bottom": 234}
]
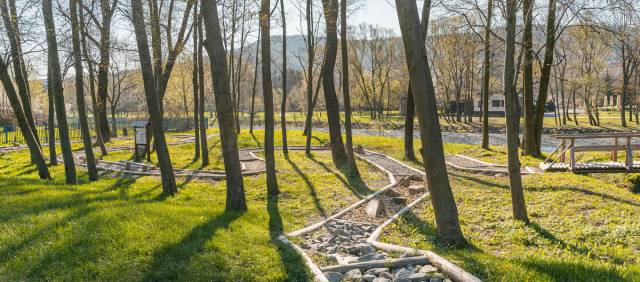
[
  {"left": 192, "top": 4, "right": 201, "bottom": 161},
  {"left": 249, "top": 30, "right": 261, "bottom": 133},
  {"left": 504, "top": 0, "right": 529, "bottom": 222},
  {"left": 532, "top": 0, "right": 557, "bottom": 156},
  {"left": 321, "top": 0, "right": 348, "bottom": 167},
  {"left": 44, "top": 0, "right": 76, "bottom": 184},
  {"left": 261, "top": 0, "right": 280, "bottom": 195},
  {"left": 481, "top": 0, "right": 493, "bottom": 149},
  {"left": 47, "top": 71, "right": 57, "bottom": 165},
  {"left": 404, "top": 0, "right": 431, "bottom": 161},
  {"left": 130, "top": 0, "right": 177, "bottom": 195},
  {"left": 198, "top": 13, "right": 209, "bottom": 166},
  {"left": 340, "top": 0, "right": 359, "bottom": 175},
  {"left": 79, "top": 8, "right": 107, "bottom": 156},
  {"left": 0, "top": 0, "right": 39, "bottom": 145},
  {"left": 280, "top": 0, "right": 288, "bottom": 155},
  {"left": 96, "top": 1, "right": 113, "bottom": 141},
  {"left": 70, "top": 0, "right": 98, "bottom": 181},
  {"left": 522, "top": 0, "right": 537, "bottom": 156},
  {"left": 201, "top": 0, "right": 247, "bottom": 211},
  {"left": 0, "top": 56, "right": 50, "bottom": 179},
  {"left": 395, "top": 0, "right": 466, "bottom": 244},
  {"left": 304, "top": 0, "right": 315, "bottom": 156}
]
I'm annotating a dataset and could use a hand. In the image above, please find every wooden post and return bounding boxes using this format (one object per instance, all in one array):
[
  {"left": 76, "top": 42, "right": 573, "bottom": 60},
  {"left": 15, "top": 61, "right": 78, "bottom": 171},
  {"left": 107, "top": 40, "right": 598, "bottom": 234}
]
[
  {"left": 569, "top": 138, "right": 575, "bottom": 171},
  {"left": 613, "top": 137, "right": 618, "bottom": 162},
  {"left": 560, "top": 139, "right": 566, "bottom": 163},
  {"left": 626, "top": 137, "right": 632, "bottom": 171}
]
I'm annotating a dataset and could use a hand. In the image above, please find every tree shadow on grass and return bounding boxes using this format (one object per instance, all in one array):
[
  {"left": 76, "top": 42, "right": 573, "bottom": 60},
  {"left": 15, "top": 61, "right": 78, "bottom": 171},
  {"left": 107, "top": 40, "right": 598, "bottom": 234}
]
[
  {"left": 515, "top": 257, "right": 628, "bottom": 281},
  {"left": 308, "top": 155, "right": 374, "bottom": 198},
  {"left": 526, "top": 185, "right": 640, "bottom": 207},
  {"left": 268, "top": 195, "right": 311, "bottom": 281},
  {"left": 449, "top": 171, "right": 510, "bottom": 190},
  {"left": 284, "top": 155, "right": 327, "bottom": 218},
  {"left": 142, "top": 211, "right": 242, "bottom": 281},
  {"left": 249, "top": 132, "right": 261, "bottom": 147}
]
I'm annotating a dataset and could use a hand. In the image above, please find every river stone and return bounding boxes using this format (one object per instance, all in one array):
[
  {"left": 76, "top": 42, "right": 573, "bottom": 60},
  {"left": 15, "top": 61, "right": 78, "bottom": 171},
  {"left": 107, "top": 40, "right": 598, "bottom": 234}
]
[
  {"left": 419, "top": 265, "right": 438, "bottom": 274},
  {"left": 395, "top": 268, "right": 414, "bottom": 280},
  {"left": 365, "top": 267, "right": 389, "bottom": 275},
  {"left": 324, "top": 271, "right": 343, "bottom": 282},
  {"left": 357, "top": 252, "right": 385, "bottom": 262},
  {"left": 408, "top": 185, "right": 426, "bottom": 194},
  {"left": 344, "top": 269, "right": 363, "bottom": 281},
  {"left": 366, "top": 199, "right": 386, "bottom": 218},
  {"left": 372, "top": 278, "right": 391, "bottom": 282},
  {"left": 392, "top": 197, "right": 408, "bottom": 205},
  {"left": 355, "top": 243, "right": 375, "bottom": 255},
  {"left": 379, "top": 272, "right": 394, "bottom": 280},
  {"left": 407, "top": 272, "right": 428, "bottom": 281},
  {"left": 363, "top": 273, "right": 377, "bottom": 282}
]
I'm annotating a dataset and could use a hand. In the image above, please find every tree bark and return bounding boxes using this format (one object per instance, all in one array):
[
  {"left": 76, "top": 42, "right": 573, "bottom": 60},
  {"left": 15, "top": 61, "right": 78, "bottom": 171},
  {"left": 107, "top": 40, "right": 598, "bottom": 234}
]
[
  {"left": 130, "top": 0, "right": 177, "bottom": 195},
  {"left": 404, "top": 0, "right": 431, "bottom": 161},
  {"left": 192, "top": 3, "right": 201, "bottom": 161},
  {"left": 395, "top": 0, "right": 466, "bottom": 244},
  {"left": 0, "top": 56, "right": 50, "bottom": 179},
  {"left": 522, "top": 0, "right": 537, "bottom": 156},
  {"left": 340, "top": 0, "right": 359, "bottom": 175},
  {"left": 304, "top": 0, "right": 315, "bottom": 156},
  {"left": 70, "top": 0, "right": 98, "bottom": 181},
  {"left": 44, "top": 0, "right": 76, "bottom": 184},
  {"left": 47, "top": 71, "right": 57, "bottom": 165},
  {"left": 280, "top": 0, "right": 288, "bottom": 155},
  {"left": 481, "top": 0, "right": 493, "bottom": 150},
  {"left": 0, "top": 0, "right": 39, "bottom": 145},
  {"left": 249, "top": 30, "right": 261, "bottom": 133},
  {"left": 197, "top": 11, "right": 209, "bottom": 166},
  {"left": 79, "top": 8, "right": 107, "bottom": 156},
  {"left": 261, "top": 0, "right": 280, "bottom": 195},
  {"left": 321, "top": 0, "right": 348, "bottom": 167},
  {"left": 532, "top": 0, "right": 557, "bottom": 156},
  {"left": 504, "top": 0, "right": 529, "bottom": 222},
  {"left": 96, "top": 0, "right": 115, "bottom": 141},
  {"left": 201, "top": 0, "right": 247, "bottom": 211}
]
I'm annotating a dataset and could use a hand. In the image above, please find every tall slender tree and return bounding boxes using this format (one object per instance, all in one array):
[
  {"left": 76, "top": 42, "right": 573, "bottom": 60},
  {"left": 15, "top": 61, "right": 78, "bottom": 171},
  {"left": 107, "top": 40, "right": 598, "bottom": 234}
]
[
  {"left": 249, "top": 29, "right": 261, "bottom": 133},
  {"left": 197, "top": 8, "right": 209, "bottom": 166},
  {"left": 261, "top": 0, "right": 280, "bottom": 195},
  {"left": 0, "top": 56, "right": 50, "bottom": 179},
  {"left": 504, "top": 0, "right": 529, "bottom": 222},
  {"left": 130, "top": 0, "right": 177, "bottom": 194},
  {"left": 395, "top": 0, "right": 466, "bottom": 244},
  {"left": 43, "top": 0, "right": 76, "bottom": 184},
  {"left": 280, "top": 0, "right": 288, "bottom": 155},
  {"left": 340, "top": 0, "right": 359, "bottom": 175},
  {"left": 192, "top": 2, "right": 201, "bottom": 161},
  {"left": 404, "top": 0, "right": 431, "bottom": 160},
  {"left": 481, "top": 0, "right": 493, "bottom": 150},
  {"left": 47, "top": 72, "right": 57, "bottom": 165},
  {"left": 522, "top": 0, "right": 537, "bottom": 156},
  {"left": 321, "top": 0, "right": 348, "bottom": 167},
  {"left": 70, "top": 0, "right": 98, "bottom": 181},
  {"left": 201, "top": 0, "right": 247, "bottom": 211}
]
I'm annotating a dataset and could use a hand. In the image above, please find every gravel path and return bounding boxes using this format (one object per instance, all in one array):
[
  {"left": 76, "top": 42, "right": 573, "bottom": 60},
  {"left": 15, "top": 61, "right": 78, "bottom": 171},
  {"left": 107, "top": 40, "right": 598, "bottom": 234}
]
[{"left": 358, "top": 151, "right": 421, "bottom": 177}]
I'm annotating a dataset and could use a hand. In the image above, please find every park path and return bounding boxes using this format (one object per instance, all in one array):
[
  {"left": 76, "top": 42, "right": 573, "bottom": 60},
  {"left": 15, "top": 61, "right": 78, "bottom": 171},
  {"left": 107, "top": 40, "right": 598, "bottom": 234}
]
[{"left": 288, "top": 148, "right": 479, "bottom": 282}]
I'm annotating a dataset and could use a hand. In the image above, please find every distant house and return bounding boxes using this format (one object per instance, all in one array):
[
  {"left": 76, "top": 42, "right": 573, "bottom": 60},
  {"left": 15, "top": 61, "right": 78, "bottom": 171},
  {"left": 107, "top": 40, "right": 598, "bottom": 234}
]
[{"left": 473, "top": 93, "right": 524, "bottom": 116}]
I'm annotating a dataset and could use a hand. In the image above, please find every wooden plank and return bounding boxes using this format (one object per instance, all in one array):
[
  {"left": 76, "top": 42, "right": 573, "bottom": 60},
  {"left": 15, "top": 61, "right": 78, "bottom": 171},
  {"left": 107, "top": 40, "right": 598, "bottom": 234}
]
[
  {"left": 627, "top": 137, "right": 632, "bottom": 171},
  {"left": 560, "top": 140, "right": 566, "bottom": 163},
  {"left": 570, "top": 139, "right": 575, "bottom": 171},
  {"left": 573, "top": 144, "right": 640, "bottom": 152},
  {"left": 553, "top": 132, "right": 640, "bottom": 139}
]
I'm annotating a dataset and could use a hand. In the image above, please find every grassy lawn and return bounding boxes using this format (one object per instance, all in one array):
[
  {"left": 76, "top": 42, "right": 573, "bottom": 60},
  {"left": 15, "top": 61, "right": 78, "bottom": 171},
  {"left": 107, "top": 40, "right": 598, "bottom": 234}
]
[
  {"left": 0, "top": 133, "right": 388, "bottom": 281},
  {"left": 380, "top": 170, "right": 640, "bottom": 281},
  {"left": 4, "top": 127, "right": 640, "bottom": 281}
]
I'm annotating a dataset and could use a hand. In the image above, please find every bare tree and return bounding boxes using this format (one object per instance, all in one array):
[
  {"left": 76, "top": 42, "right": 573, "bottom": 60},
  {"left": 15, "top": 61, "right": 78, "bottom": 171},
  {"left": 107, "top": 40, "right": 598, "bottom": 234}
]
[
  {"left": 261, "top": 0, "right": 279, "bottom": 195},
  {"left": 321, "top": 0, "right": 348, "bottom": 167},
  {"left": 395, "top": 0, "right": 466, "bottom": 244},
  {"left": 43, "top": 0, "right": 77, "bottom": 184},
  {"left": 504, "top": 0, "right": 529, "bottom": 222},
  {"left": 340, "top": 0, "right": 359, "bottom": 175},
  {"left": 201, "top": 0, "right": 247, "bottom": 211},
  {"left": 280, "top": 0, "right": 288, "bottom": 154},
  {"left": 70, "top": 0, "right": 98, "bottom": 181},
  {"left": 130, "top": 0, "right": 177, "bottom": 194}
]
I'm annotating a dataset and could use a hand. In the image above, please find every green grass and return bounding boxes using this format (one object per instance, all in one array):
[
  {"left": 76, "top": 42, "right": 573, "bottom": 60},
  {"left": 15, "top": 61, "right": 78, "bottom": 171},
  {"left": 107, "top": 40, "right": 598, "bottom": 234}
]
[
  {"left": 0, "top": 134, "right": 388, "bottom": 281},
  {"left": 5, "top": 127, "right": 640, "bottom": 281},
  {"left": 380, "top": 170, "right": 640, "bottom": 281}
]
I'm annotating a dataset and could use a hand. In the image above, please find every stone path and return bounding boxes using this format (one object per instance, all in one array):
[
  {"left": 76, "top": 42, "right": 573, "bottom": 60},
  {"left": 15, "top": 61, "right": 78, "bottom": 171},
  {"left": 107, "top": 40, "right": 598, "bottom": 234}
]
[
  {"left": 446, "top": 154, "right": 541, "bottom": 175},
  {"left": 291, "top": 150, "right": 466, "bottom": 282}
]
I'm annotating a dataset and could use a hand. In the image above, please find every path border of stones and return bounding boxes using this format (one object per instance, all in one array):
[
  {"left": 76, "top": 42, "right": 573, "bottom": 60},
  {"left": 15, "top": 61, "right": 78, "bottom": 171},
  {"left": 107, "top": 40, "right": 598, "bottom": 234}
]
[{"left": 278, "top": 149, "right": 482, "bottom": 282}]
